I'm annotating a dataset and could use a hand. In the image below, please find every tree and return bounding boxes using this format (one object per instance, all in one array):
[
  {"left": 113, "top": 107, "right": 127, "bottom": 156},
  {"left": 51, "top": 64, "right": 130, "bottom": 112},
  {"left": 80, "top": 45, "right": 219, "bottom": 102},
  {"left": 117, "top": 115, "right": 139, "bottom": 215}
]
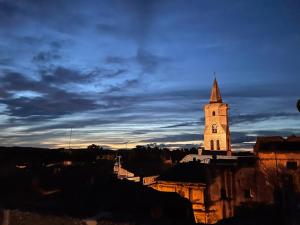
[{"left": 87, "top": 144, "right": 102, "bottom": 151}]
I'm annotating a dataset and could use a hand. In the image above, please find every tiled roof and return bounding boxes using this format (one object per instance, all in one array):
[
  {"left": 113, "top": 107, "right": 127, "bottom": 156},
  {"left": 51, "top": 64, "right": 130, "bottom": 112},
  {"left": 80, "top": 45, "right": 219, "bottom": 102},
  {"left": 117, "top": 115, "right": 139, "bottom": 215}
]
[{"left": 210, "top": 78, "right": 222, "bottom": 103}]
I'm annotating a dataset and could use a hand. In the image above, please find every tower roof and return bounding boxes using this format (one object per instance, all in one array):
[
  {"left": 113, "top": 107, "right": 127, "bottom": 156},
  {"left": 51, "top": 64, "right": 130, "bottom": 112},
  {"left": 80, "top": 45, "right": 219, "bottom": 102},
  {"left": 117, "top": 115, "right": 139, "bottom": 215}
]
[{"left": 210, "top": 78, "right": 222, "bottom": 103}]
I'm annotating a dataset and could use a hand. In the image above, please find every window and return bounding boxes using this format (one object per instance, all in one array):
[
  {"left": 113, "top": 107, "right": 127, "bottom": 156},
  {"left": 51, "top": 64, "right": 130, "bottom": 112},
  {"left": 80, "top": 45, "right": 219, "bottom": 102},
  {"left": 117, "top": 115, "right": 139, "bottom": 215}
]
[
  {"left": 210, "top": 140, "right": 214, "bottom": 150},
  {"left": 286, "top": 161, "right": 297, "bottom": 170},
  {"left": 216, "top": 140, "right": 220, "bottom": 150},
  {"left": 244, "top": 188, "right": 253, "bottom": 199},
  {"left": 220, "top": 188, "right": 227, "bottom": 199},
  {"left": 212, "top": 124, "right": 217, "bottom": 133},
  {"left": 212, "top": 111, "right": 216, "bottom": 116},
  {"left": 189, "top": 188, "right": 193, "bottom": 200},
  {"left": 178, "top": 190, "right": 185, "bottom": 198}
]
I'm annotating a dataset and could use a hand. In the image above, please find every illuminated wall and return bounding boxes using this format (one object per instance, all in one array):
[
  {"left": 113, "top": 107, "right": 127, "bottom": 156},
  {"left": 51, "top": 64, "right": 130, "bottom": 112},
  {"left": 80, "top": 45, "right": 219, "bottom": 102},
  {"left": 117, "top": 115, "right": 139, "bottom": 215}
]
[{"left": 203, "top": 79, "right": 231, "bottom": 154}]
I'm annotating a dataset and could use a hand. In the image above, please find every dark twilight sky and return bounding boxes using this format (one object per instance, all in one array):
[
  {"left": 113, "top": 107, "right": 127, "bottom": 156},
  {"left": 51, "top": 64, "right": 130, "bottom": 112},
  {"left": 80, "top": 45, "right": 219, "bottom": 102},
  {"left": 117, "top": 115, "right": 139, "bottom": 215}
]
[{"left": 0, "top": 0, "right": 299, "bottom": 149}]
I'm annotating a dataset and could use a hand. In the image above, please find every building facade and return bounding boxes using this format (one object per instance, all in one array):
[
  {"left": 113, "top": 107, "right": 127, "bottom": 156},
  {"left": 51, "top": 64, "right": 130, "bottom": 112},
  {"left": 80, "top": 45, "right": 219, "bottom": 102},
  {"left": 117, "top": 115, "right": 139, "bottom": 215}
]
[
  {"left": 150, "top": 160, "right": 259, "bottom": 224},
  {"left": 149, "top": 79, "right": 300, "bottom": 224},
  {"left": 254, "top": 136, "right": 300, "bottom": 204}
]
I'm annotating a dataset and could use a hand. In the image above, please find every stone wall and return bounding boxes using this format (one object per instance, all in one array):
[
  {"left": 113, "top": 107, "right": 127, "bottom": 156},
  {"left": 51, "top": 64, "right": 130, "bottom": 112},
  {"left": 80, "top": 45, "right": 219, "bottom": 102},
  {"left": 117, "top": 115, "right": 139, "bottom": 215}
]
[{"left": 150, "top": 181, "right": 206, "bottom": 223}]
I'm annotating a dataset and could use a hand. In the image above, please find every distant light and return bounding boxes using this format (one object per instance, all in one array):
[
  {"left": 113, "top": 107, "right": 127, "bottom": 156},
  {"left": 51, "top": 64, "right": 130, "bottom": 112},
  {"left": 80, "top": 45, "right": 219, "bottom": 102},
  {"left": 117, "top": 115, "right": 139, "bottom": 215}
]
[
  {"left": 16, "top": 164, "right": 27, "bottom": 169},
  {"left": 63, "top": 161, "right": 72, "bottom": 166}
]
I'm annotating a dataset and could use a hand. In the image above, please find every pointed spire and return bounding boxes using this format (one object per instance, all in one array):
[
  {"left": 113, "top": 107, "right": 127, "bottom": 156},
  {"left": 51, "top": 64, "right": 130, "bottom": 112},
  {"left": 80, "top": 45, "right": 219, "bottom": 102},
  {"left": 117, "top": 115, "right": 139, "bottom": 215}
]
[{"left": 210, "top": 78, "right": 222, "bottom": 103}]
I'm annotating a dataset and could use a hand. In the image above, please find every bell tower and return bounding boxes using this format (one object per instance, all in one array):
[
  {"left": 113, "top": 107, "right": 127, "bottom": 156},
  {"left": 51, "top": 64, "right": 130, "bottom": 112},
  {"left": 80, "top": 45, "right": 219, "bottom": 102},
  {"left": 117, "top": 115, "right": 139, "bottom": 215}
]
[{"left": 203, "top": 79, "right": 231, "bottom": 155}]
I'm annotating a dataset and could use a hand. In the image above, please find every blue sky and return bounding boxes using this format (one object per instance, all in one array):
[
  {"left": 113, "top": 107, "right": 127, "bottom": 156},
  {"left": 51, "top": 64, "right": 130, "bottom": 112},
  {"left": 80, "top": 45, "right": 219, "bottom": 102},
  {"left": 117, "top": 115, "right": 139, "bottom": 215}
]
[{"left": 0, "top": 0, "right": 299, "bottom": 149}]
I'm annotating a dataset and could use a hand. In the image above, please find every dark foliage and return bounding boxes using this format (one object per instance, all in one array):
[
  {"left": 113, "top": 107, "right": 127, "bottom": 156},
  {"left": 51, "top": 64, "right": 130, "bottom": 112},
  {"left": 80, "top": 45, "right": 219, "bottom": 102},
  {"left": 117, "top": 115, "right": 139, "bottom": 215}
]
[
  {"left": 117, "top": 146, "right": 198, "bottom": 176},
  {"left": 0, "top": 147, "right": 195, "bottom": 225}
]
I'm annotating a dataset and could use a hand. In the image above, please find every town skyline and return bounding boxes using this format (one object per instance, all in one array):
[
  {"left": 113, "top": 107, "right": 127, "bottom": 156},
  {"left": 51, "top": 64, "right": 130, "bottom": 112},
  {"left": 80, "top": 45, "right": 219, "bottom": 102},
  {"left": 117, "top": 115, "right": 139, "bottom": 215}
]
[{"left": 0, "top": 0, "right": 299, "bottom": 149}]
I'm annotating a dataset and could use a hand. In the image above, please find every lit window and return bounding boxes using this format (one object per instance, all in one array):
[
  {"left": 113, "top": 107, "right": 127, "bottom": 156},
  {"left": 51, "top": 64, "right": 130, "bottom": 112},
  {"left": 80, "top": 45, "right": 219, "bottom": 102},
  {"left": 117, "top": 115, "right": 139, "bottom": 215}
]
[{"left": 212, "top": 124, "right": 217, "bottom": 133}]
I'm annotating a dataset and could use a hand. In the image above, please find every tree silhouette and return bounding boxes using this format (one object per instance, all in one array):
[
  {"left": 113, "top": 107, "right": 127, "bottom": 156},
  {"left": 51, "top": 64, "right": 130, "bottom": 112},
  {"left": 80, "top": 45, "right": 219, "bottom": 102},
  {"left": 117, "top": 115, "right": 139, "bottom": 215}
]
[{"left": 87, "top": 144, "right": 102, "bottom": 151}]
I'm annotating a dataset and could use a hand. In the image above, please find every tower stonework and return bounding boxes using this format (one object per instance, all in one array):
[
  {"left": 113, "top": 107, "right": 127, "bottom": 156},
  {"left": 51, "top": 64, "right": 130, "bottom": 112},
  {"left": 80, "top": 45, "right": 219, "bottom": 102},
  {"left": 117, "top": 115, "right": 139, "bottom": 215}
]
[{"left": 203, "top": 79, "right": 231, "bottom": 155}]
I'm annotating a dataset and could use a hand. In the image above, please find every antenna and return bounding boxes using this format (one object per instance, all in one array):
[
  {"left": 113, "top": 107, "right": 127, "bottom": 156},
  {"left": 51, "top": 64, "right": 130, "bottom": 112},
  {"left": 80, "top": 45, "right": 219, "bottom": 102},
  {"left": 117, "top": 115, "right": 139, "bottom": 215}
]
[
  {"left": 117, "top": 155, "right": 121, "bottom": 167},
  {"left": 124, "top": 141, "right": 129, "bottom": 149},
  {"left": 68, "top": 127, "right": 73, "bottom": 149}
]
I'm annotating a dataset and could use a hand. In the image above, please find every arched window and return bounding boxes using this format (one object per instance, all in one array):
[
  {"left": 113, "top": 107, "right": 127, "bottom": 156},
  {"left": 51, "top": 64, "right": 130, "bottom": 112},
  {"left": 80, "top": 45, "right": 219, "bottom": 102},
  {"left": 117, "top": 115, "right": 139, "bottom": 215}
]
[
  {"left": 212, "top": 111, "right": 216, "bottom": 116},
  {"left": 216, "top": 140, "right": 220, "bottom": 150},
  {"left": 210, "top": 140, "right": 214, "bottom": 150},
  {"left": 212, "top": 124, "right": 217, "bottom": 133}
]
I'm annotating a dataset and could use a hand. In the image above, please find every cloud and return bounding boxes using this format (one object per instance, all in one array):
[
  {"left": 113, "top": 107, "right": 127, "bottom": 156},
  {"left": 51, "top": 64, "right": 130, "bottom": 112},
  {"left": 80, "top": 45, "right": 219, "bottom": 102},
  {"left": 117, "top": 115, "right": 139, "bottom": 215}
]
[
  {"left": 1, "top": 90, "right": 98, "bottom": 118},
  {"left": 105, "top": 49, "right": 169, "bottom": 75},
  {"left": 230, "top": 112, "right": 299, "bottom": 125},
  {"left": 102, "top": 69, "right": 128, "bottom": 78},
  {"left": 1, "top": 71, "right": 49, "bottom": 93},
  {"left": 105, "top": 56, "right": 127, "bottom": 64},
  {"left": 118, "top": 0, "right": 158, "bottom": 47},
  {"left": 96, "top": 23, "right": 121, "bottom": 34},
  {"left": 0, "top": 1, "right": 22, "bottom": 26},
  {"left": 96, "top": 0, "right": 158, "bottom": 48},
  {"left": 161, "top": 121, "right": 201, "bottom": 129},
  {"left": 140, "top": 127, "right": 300, "bottom": 144},
  {"left": 50, "top": 40, "right": 65, "bottom": 49},
  {"left": 231, "top": 129, "right": 300, "bottom": 145},
  {"left": 0, "top": 70, "right": 98, "bottom": 119},
  {"left": 31, "top": 39, "right": 71, "bottom": 64},
  {"left": 225, "top": 83, "right": 300, "bottom": 98},
  {"left": 136, "top": 48, "right": 168, "bottom": 74},
  {"left": 0, "top": 0, "right": 299, "bottom": 149},
  {"left": 0, "top": 58, "right": 14, "bottom": 66},
  {"left": 249, "top": 129, "right": 300, "bottom": 137},
  {"left": 32, "top": 51, "right": 61, "bottom": 63},
  {"left": 231, "top": 131, "right": 256, "bottom": 144},
  {"left": 0, "top": 68, "right": 141, "bottom": 130},
  {"left": 23, "top": 113, "right": 142, "bottom": 133},
  {"left": 21, "top": 36, "right": 42, "bottom": 44},
  {"left": 40, "top": 67, "right": 128, "bottom": 86},
  {"left": 107, "top": 79, "right": 139, "bottom": 93},
  {"left": 142, "top": 133, "right": 202, "bottom": 143},
  {"left": 40, "top": 66, "right": 93, "bottom": 85},
  {"left": 140, "top": 132, "right": 253, "bottom": 145},
  {"left": 0, "top": 0, "right": 89, "bottom": 36},
  {"left": 1, "top": 71, "right": 287, "bottom": 127}
]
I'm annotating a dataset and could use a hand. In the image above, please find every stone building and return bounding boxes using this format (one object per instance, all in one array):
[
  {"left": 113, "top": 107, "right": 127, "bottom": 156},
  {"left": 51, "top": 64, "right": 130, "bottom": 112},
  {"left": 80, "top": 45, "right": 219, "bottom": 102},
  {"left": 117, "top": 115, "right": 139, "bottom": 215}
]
[
  {"left": 150, "top": 79, "right": 254, "bottom": 223},
  {"left": 254, "top": 135, "right": 300, "bottom": 205},
  {"left": 255, "top": 135, "right": 300, "bottom": 169},
  {"left": 151, "top": 140, "right": 300, "bottom": 223},
  {"left": 149, "top": 79, "right": 300, "bottom": 224},
  {"left": 150, "top": 157, "right": 257, "bottom": 223}
]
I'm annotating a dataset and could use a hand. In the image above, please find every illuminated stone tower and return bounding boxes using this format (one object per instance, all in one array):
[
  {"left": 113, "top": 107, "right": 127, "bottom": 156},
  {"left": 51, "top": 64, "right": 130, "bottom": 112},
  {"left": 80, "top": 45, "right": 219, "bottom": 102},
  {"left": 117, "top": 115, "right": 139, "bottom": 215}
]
[{"left": 203, "top": 79, "right": 231, "bottom": 155}]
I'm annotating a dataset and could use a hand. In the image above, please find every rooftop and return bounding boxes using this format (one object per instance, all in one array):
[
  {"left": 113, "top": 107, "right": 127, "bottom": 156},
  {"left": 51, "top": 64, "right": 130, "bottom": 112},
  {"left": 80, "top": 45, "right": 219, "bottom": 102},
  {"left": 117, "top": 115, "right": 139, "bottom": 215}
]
[
  {"left": 254, "top": 135, "right": 300, "bottom": 152},
  {"left": 210, "top": 78, "right": 223, "bottom": 103}
]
